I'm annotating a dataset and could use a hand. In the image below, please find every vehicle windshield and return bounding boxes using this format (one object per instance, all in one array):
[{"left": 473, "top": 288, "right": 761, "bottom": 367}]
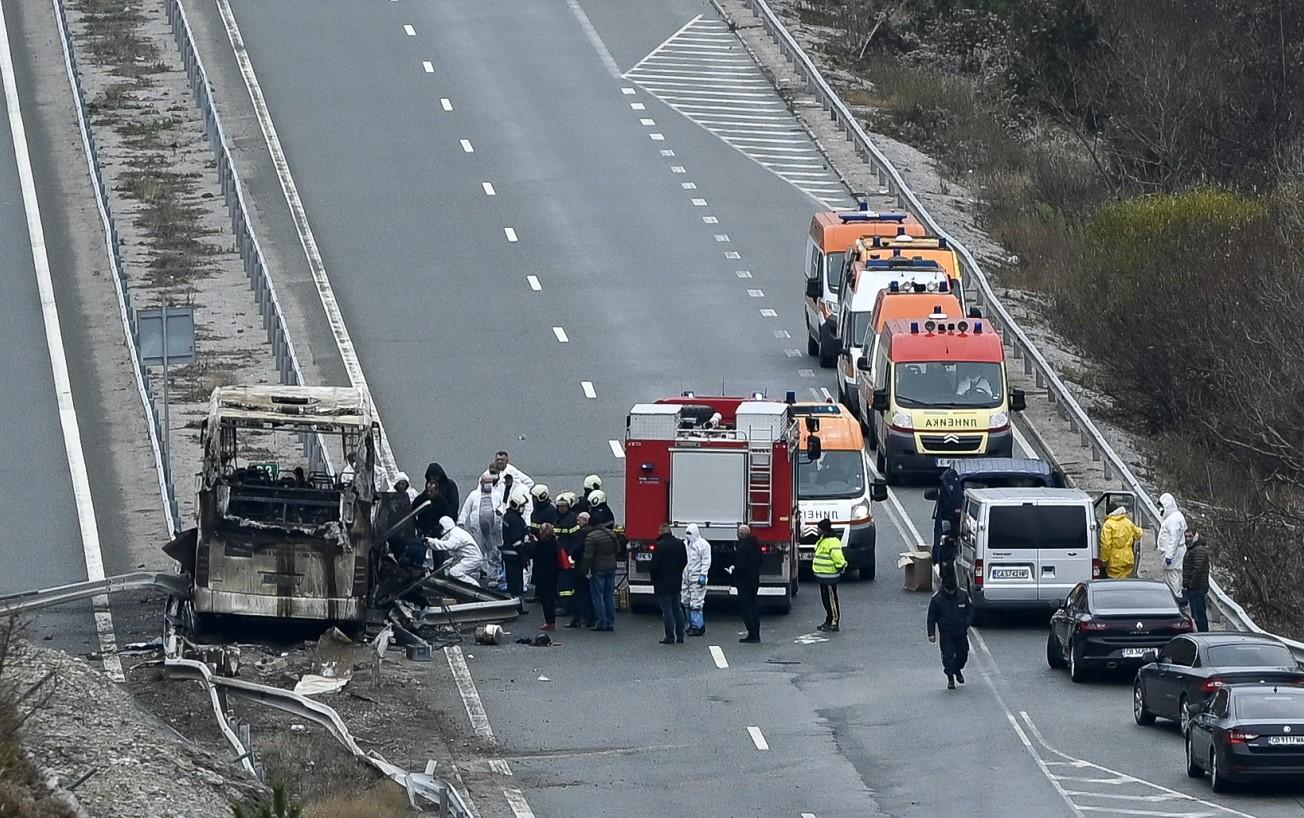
[
  {"left": 1208, "top": 643, "right": 1296, "bottom": 668},
  {"left": 827, "top": 251, "right": 847, "bottom": 294},
  {"left": 847, "top": 311, "right": 872, "bottom": 347},
  {"left": 893, "top": 361, "right": 1004, "bottom": 408},
  {"left": 1235, "top": 693, "right": 1304, "bottom": 720},
  {"left": 798, "top": 450, "right": 866, "bottom": 500},
  {"left": 1091, "top": 586, "right": 1178, "bottom": 613}
]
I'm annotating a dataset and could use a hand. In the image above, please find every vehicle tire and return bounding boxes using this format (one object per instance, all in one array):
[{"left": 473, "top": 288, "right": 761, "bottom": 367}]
[
  {"left": 1179, "top": 696, "right": 1193, "bottom": 736},
  {"left": 1133, "top": 679, "right": 1156, "bottom": 726},
  {"left": 773, "top": 588, "right": 793, "bottom": 615},
  {"left": 1209, "top": 749, "right": 1231, "bottom": 794},
  {"left": 1046, "top": 630, "right": 1068, "bottom": 670},
  {"left": 806, "top": 321, "right": 819, "bottom": 356},
  {"left": 818, "top": 335, "right": 837, "bottom": 369},
  {"left": 862, "top": 559, "right": 876, "bottom": 581},
  {"left": 791, "top": 577, "right": 799, "bottom": 598},
  {"left": 1068, "top": 640, "right": 1088, "bottom": 683},
  {"left": 1185, "top": 734, "right": 1203, "bottom": 778}
]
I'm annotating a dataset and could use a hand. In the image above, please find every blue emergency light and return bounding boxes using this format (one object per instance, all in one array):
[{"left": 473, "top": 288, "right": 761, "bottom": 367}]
[
  {"left": 974, "top": 321, "right": 984, "bottom": 334},
  {"left": 888, "top": 281, "right": 901, "bottom": 292},
  {"left": 910, "top": 321, "right": 920, "bottom": 334}
]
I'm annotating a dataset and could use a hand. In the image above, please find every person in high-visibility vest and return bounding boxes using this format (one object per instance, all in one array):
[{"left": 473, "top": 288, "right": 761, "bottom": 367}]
[{"left": 812, "top": 518, "right": 846, "bottom": 632}]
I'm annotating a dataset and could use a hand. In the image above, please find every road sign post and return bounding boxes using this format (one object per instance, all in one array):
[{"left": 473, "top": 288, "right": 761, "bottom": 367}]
[{"left": 138, "top": 306, "right": 196, "bottom": 497}]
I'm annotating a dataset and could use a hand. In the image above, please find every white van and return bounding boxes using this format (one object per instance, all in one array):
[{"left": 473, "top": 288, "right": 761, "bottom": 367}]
[{"left": 955, "top": 488, "right": 1102, "bottom": 616}]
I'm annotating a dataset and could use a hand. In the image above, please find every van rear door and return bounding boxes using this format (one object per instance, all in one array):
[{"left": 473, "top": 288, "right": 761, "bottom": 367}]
[
  {"left": 981, "top": 504, "right": 1039, "bottom": 604},
  {"left": 1036, "top": 503, "right": 1093, "bottom": 603}
]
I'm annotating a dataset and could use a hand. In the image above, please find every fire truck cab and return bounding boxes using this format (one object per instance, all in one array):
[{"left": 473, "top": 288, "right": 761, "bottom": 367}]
[{"left": 624, "top": 396, "right": 800, "bottom": 613}]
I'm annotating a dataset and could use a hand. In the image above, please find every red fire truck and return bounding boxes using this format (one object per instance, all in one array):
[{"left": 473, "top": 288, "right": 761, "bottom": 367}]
[{"left": 624, "top": 395, "right": 800, "bottom": 614}]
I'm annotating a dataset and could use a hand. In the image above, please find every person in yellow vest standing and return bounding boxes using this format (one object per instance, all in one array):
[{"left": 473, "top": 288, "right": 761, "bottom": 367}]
[{"left": 812, "top": 518, "right": 846, "bottom": 632}]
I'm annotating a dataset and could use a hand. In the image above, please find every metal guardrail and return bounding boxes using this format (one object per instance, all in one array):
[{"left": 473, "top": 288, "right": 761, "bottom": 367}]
[
  {"left": 743, "top": 0, "right": 1304, "bottom": 659},
  {"left": 0, "top": 572, "right": 190, "bottom": 617}
]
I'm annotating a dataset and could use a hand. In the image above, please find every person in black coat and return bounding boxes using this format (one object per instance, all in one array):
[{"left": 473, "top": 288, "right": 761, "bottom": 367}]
[
  {"left": 927, "top": 568, "right": 974, "bottom": 689},
  {"left": 530, "top": 523, "right": 560, "bottom": 630},
  {"left": 411, "top": 478, "right": 456, "bottom": 538},
  {"left": 648, "top": 523, "right": 689, "bottom": 644},
  {"left": 424, "top": 462, "right": 460, "bottom": 513},
  {"left": 733, "top": 524, "right": 763, "bottom": 643},
  {"left": 501, "top": 491, "right": 531, "bottom": 606}
]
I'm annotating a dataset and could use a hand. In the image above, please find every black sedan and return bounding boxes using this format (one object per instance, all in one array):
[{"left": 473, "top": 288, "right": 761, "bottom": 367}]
[
  {"left": 1047, "top": 579, "right": 1194, "bottom": 682},
  {"left": 1134, "top": 633, "right": 1304, "bottom": 733},
  {"left": 1186, "top": 684, "right": 1304, "bottom": 792}
]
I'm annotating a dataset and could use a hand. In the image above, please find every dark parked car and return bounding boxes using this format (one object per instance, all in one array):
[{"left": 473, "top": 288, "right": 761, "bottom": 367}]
[
  {"left": 1186, "top": 684, "right": 1304, "bottom": 793},
  {"left": 1046, "top": 579, "right": 1193, "bottom": 682},
  {"left": 1134, "top": 634, "right": 1304, "bottom": 734}
]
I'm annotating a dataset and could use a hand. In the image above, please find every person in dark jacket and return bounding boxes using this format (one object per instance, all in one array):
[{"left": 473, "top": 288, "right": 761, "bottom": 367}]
[
  {"left": 531, "top": 523, "right": 560, "bottom": 630},
  {"left": 501, "top": 490, "right": 531, "bottom": 608},
  {"left": 585, "top": 489, "right": 616, "bottom": 529},
  {"left": 933, "top": 521, "right": 958, "bottom": 577},
  {"left": 424, "top": 463, "right": 460, "bottom": 513},
  {"left": 581, "top": 514, "right": 621, "bottom": 632},
  {"left": 649, "top": 523, "right": 688, "bottom": 644},
  {"left": 733, "top": 524, "right": 763, "bottom": 643},
  {"left": 555, "top": 493, "right": 591, "bottom": 628},
  {"left": 1182, "top": 527, "right": 1211, "bottom": 632},
  {"left": 411, "top": 478, "right": 456, "bottom": 538},
  {"left": 927, "top": 568, "right": 973, "bottom": 689}
]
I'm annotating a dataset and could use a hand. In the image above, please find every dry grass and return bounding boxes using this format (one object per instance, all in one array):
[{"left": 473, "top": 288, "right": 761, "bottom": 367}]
[
  {"left": 0, "top": 620, "right": 76, "bottom": 818},
  {"left": 306, "top": 784, "right": 413, "bottom": 818},
  {"left": 254, "top": 731, "right": 383, "bottom": 808}
]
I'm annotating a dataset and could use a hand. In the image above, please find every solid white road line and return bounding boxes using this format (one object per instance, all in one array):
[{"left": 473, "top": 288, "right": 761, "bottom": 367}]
[
  {"left": 552, "top": 326, "right": 569, "bottom": 343},
  {"left": 581, "top": 381, "right": 596, "bottom": 399},
  {"left": 566, "top": 0, "right": 620, "bottom": 78},
  {"left": 747, "top": 726, "right": 770, "bottom": 751},
  {"left": 504, "top": 789, "right": 536, "bottom": 818},
  {"left": 446, "top": 647, "right": 494, "bottom": 741},
  {"left": 609, "top": 439, "right": 625, "bottom": 458},
  {"left": 422, "top": 60, "right": 434, "bottom": 73},
  {"left": 1, "top": 0, "right": 122, "bottom": 682},
  {"left": 482, "top": 181, "right": 496, "bottom": 196},
  {"left": 504, "top": 227, "right": 518, "bottom": 242},
  {"left": 708, "top": 645, "right": 729, "bottom": 669},
  {"left": 403, "top": 24, "right": 415, "bottom": 36},
  {"left": 439, "top": 97, "right": 453, "bottom": 111},
  {"left": 460, "top": 138, "right": 474, "bottom": 153},
  {"left": 526, "top": 275, "right": 541, "bottom": 291}
]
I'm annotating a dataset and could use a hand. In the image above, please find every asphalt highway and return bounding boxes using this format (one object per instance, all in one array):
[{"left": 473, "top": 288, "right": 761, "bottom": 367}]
[{"left": 220, "top": 0, "right": 1304, "bottom": 815}]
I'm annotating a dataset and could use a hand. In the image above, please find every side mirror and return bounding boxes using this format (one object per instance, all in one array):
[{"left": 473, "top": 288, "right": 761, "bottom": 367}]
[
  {"left": 1010, "top": 388, "right": 1026, "bottom": 412},
  {"left": 805, "top": 278, "right": 822, "bottom": 300},
  {"left": 807, "top": 436, "right": 822, "bottom": 461},
  {"left": 923, "top": 487, "right": 939, "bottom": 501},
  {"left": 871, "top": 389, "right": 889, "bottom": 412},
  {"left": 856, "top": 355, "right": 870, "bottom": 372},
  {"left": 870, "top": 481, "right": 888, "bottom": 502},
  {"left": 1142, "top": 648, "right": 1160, "bottom": 663}
]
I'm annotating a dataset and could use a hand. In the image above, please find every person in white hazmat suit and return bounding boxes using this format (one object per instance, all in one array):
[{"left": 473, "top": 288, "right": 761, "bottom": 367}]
[
  {"left": 459, "top": 472, "right": 506, "bottom": 590},
  {"left": 1157, "top": 492, "right": 1188, "bottom": 603},
  {"left": 428, "top": 515, "right": 483, "bottom": 587},
  {"left": 681, "top": 523, "right": 712, "bottom": 636}
]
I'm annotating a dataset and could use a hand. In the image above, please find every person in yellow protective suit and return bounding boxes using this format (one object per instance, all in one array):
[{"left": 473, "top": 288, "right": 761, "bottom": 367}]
[{"left": 1100, "top": 506, "right": 1143, "bottom": 578}]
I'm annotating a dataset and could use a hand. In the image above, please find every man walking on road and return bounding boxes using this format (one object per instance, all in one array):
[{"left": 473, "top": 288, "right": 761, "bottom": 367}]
[
  {"left": 650, "top": 522, "right": 688, "bottom": 644},
  {"left": 927, "top": 569, "right": 973, "bottom": 689},
  {"left": 733, "top": 524, "right": 762, "bottom": 643},
  {"left": 1157, "top": 492, "right": 1188, "bottom": 603},
  {"left": 812, "top": 519, "right": 845, "bottom": 632},
  {"left": 1182, "top": 526, "right": 1211, "bottom": 632},
  {"left": 682, "top": 523, "right": 712, "bottom": 636},
  {"left": 582, "top": 512, "right": 621, "bottom": 632}
]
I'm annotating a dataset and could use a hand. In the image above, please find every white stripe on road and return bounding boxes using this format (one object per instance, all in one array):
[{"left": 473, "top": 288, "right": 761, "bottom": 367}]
[
  {"left": 482, "top": 181, "right": 496, "bottom": 196},
  {"left": 446, "top": 647, "right": 494, "bottom": 741},
  {"left": 630, "top": 102, "right": 646, "bottom": 110},
  {"left": 640, "top": 117, "right": 656, "bottom": 126},
  {"left": 566, "top": 0, "right": 620, "bottom": 78},
  {"left": 440, "top": 97, "right": 453, "bottom": 111},
  {"left": 623, "top": 14, "right": 703, "bottom": 74},
  {"left": 747, "top": 726, "right": 769, "bottom": 751},
  {"left": 760, "top": 308, "right": 777, "bottom": 317},
  {"left": 526, "top": 275, "right": 541, "bottom": 291},
  {"left": 552, "top": 326, "right": 569, "bottom": 343},
  {"left": 581, "top": 381, "right": 596, "bottom": 399},
  {"left": 747, "top": 289, "right": 764, "bottom": 298},
  {"left": 735, "top": 270, "right": 752, "bottom": 278},
  {"left": 670, "top": 165, "right": 686, "bottom": 173},
  {"left": 609, "top": 439, "right": 625, "bottom": 458},
  {"left": 504, "top": 227, "right": 518, "bottom": 242},
  {"left": 714, "top": 234, "right": 731, "bottom": 242},
  {"left": 702, "top": 216, "right": 718, "bottom": 224},
  {"left": 820, "top": 387, "right": 834, "bottom": 402},
  {"left": 649, "top": 133, "right": 665, "bottom": 141},
  {"left": 460, "top": 138, "right": 474, "bottom": 152},
  {"left": 621, "top": 86, "right": 636, "bottom": 95},
  {"left": 691, "top": 197, "right": 707, "bottom": 206},
  {"left": 422, "top": 60, "right": 434, "bottom": 73},
  {"left": 2, "top": 0, "right": 122, "bottom": 681},
  {"left": 709, "top": 645, "right": 729, "bottom": 669},
  {"left": 662, "top": 150, "right": 677, "bottom": 157},
  {"left": 681, "top": 182, "right": 697, "bottom": 189},
  {"left": 504, "top": 789, "right": 536, "bottom": 818},
  {"left": 403, "top": 24, "right": 415, "bottom": 36}
]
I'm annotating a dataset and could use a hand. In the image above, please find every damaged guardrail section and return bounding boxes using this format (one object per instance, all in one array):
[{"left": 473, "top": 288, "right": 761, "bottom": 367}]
[{"left": 741, "top": 0, "right": 1304, "bottom": 661}]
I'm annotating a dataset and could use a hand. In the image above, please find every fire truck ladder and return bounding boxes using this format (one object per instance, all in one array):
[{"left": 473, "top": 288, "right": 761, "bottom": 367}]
[{"left": 747, "top": 434, "right": 774, "bottom": 527}]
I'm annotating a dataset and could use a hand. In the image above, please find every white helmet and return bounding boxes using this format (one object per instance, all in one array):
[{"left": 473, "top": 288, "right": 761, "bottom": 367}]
[
  {"left": 583, "top": 474, "right": 603, "bottom": 492},
  {"left": 530, "top": 484, "right": 550, "bottom": 503},
  {"left": 509, "top": 489, "right": 530, "bottom": 510},
  {"left": 556, "top": 490, "right": 578, "bottom": 508},
  {"left": 587, "top": 489, "right": 607, "bottom": 507}
]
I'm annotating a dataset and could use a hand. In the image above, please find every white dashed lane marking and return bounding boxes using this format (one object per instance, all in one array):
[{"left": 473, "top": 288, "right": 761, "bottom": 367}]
[
  {"left": 460, "top": 139, "right": 474, "bottom": 153},
  {"left": 482, "top": 181, "right": 496, "bottom": 196},
  {"left": 735, "top": 270, "right": 752, "bottom": 278},
  {"left": 504, "top": 227, "right": 518, "bottom": 242},
  {"left": 625, "top": 20, "right": 851, "bottom": 205},
  {"left": 747, "top": 726, "right": 770, "bottom": 751},
  {"left": 708, "top": 645, "right": 729, "bottom": 669},
  {"left": 440, "top": 98, "right": 453, "bottom": 111},
  {"left": 403, "top": 24, "right": 415, "bottom": 36},
  {"left": 630, "top": 102, "right": 646, "bottom": 110},
  {"left": 581, "top": 381, "right": 597, "bottom": 399},
  {"left": 552, "top": 327, "right": 569, "bottom": 343},
  {"left": 422, "top": 60, "right": 434, "bottom": 73},
  {"left": 526, "top": 275, "right": 541, "bottom": 291},
  {"left": 609, "top": 439, "right": 625, "bottom": 458},
  {"left": 640, "top": 117, "right": 656, "bottom": 126}
]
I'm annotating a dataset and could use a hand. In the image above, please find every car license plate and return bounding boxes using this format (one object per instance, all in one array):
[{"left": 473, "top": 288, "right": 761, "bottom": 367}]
[
  {"left": 989, "top": 566, "right": 1031, "bottom": 580},
  {"left": 1268, "top": 735, "right": 1304, "bottom": 745},
  {"left": 799, "top": 552, "right": 814, "bottom": 562},
  {"left": 935, "top": 458, "right": 957, "bottom": 468},
  {"left": 1121, "top": 648, "right": 1149, "bottom": 658},
  {"left": 635, "top": 552, "right": 653, "bottom": 562}
]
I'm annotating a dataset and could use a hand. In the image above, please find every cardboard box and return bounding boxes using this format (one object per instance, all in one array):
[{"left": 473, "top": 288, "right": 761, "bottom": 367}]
[{"left": 898, "top": 548, "right": 934, "bottom": 592}]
